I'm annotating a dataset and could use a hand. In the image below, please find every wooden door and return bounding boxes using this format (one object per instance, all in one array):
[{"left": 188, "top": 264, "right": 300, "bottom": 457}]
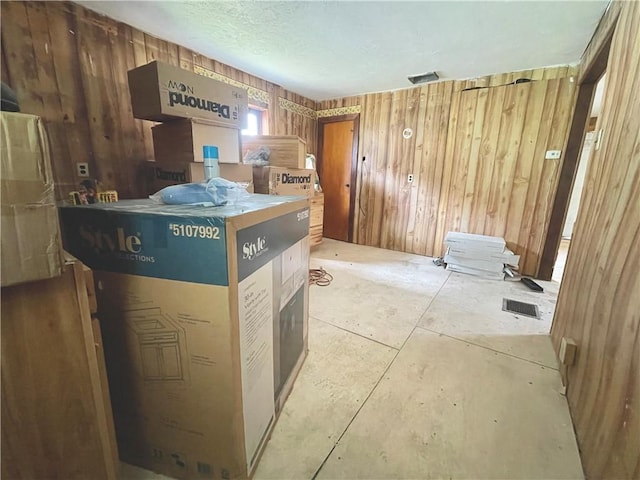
[{"left": 318, "top": 115, "right": 359, "bottom": 241}]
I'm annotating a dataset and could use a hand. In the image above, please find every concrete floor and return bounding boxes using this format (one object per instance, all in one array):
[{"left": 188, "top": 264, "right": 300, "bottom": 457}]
[{"left": 121, "top": 239, "right": 583, "bottom": 480}]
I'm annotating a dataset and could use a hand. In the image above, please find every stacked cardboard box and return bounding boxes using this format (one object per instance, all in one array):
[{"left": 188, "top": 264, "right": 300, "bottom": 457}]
[
  {"left": 0, "top": 112, "right": 64, "bottom": 286},
  {"left": 147, "top": 160, "right": 254, "bottom": 193},
  {"left": 127, "top": 61, "right": 253, "bottom": 193},
  {"left": 245, "top": 141, "right": 322, "bottom": 245},
  {"left": 242, "top": 135, "right": 307, "bottom": 169},
  {"left": 443, "top": 232, "right": 520, "bottom": 280},
  {"left": 151, "top": 118, "right": 242, "bottom": 165},
  {"left": 252, "top": 166, "right": 316, "bottom": 198},
  {"left": 81, "top": 61, "right": 312, "bottom": 478},
  {"left": 241, "top": 134, "right": 318, "bottom": 199}
]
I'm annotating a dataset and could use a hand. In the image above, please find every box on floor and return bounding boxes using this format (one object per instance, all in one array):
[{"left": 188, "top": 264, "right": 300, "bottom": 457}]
[
  {"left": 0, "top": 112, "right": 63, "bottom": 287},
  {"left": 59, "top": 195, "right": 310, "bottom": 480}
]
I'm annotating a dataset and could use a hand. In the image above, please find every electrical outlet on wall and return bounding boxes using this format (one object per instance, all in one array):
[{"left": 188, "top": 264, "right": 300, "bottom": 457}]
[
  {"left": 407, "top": 174, "right": 414, "bottom": 183},
  {"left": 545, "top": 150, "right": 562, "bottom": 160},
  {"left": 77, "top": 162, "right": 90, "bottom": 177}
]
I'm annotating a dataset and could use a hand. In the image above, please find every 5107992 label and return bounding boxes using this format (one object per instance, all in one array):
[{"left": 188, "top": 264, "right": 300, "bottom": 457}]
[{"left": 169, "top": 223, "right": 220, "bottom": 239}]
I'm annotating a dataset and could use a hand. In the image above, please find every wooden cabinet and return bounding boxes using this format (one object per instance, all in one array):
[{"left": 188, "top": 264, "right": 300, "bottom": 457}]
[
  {"left": 1, "top": 257, "right": 117, "bottom": 479},
  {"left": 310, "top": 193, "right": 325, "bottom": 247}
]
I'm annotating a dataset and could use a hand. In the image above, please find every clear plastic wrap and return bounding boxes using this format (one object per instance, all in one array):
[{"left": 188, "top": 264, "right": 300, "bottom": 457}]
[
  {"left": 150, "top": 177, "right": 250, "bottom": 206},
  {"left": 306, "top": 153, "right": 323, "bottom": 193},
  {"left": 242, "top": 146, "right": 271, "bottom": 166}
]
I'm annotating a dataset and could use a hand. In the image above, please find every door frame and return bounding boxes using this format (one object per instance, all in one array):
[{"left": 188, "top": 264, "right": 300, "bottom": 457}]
[
  {"left": 317, "top": 114, "right": 360, "bottom": 242},
  {"left": 537, "top": 33, "right": 613, "bottom": 280}
]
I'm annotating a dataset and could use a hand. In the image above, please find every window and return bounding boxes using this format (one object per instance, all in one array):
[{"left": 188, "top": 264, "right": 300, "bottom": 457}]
[{"left": 242, "top": 107, "right": 266, "bottom": 136}]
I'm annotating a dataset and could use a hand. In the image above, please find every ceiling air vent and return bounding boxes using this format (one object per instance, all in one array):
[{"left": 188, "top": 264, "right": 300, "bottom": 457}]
[{"left": 408, "top": 71, "right": 439, "bottom": 85}]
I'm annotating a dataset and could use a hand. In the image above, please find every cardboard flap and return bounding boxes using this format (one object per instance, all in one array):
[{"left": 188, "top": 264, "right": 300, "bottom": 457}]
[{"left": 1, "top": 204, "right": 63, "bottom": 286}]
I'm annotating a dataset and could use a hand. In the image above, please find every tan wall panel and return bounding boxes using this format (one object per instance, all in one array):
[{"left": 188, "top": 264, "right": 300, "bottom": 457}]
[
  {"left": 551, "top": 1, "right": 640, "bottom": 478},
  {"left": 337, "top": 67, "right": 577, "bottom": 276}
]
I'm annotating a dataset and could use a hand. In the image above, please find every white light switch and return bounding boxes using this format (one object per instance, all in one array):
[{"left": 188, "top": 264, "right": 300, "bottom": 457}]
[{"left": 545, "top": 150, "right": 562, "bottom": 160}]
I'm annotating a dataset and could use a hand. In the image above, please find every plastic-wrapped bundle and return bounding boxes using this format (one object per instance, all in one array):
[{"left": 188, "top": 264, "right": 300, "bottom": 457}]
[
  {"left": 306, "top": 154, "right": 323, "bottom": 193},
  {"left": 150, "top": 177, "right": 250, "bottom": 206},
  {"left": 243, "top": 146, "right": 270, "bottom": 166}
]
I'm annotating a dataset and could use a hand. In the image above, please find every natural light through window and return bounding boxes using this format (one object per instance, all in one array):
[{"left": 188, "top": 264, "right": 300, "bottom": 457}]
[
  {"left": 242, "top": 107, "right": 266, "bottom": 136},
  {"left": 242, "top": 112, "right": 259, "bottom": 135}
]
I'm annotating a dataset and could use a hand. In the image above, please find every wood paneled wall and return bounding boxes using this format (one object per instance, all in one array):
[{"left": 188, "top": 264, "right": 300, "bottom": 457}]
[
  {"left": 441, "top": 77, "right": 575, "bottom": 275},
  {"left": 0, "top": 1, "right": 318, "bottom": 199},
  {"left": 277, "top": 90, "right": 318, "bottom": 143},
  {"left": 319, "top": 67, "right": 577, "bottom": 276},
  {"left": 551, "top": 1, "right": 640, "bottom": 478}
]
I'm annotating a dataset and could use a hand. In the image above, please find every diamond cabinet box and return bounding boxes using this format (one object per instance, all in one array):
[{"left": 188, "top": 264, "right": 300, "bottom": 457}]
[
  {"left": 146, "top": 161, "right": 254, "bottom": 194},
  {"left": 127, "top": 61, "right": 247, "bottom": 127},
  {"left": 253, "top": 166, "right": 316, "bottom": 198}
]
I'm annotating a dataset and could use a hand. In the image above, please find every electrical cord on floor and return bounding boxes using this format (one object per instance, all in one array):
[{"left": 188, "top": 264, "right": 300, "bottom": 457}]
[{"left": 309, "top": 267, "right": 333, "bottom": 286}]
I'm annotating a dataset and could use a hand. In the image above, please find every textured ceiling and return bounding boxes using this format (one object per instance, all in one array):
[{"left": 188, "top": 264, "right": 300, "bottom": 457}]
[{"left": 77, "top": 1, "right": 609, "bottom": 101}]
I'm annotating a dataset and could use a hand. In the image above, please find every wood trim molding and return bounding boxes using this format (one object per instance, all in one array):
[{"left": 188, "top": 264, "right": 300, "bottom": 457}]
[
  {"left": 578, "top": 1, "right": 622, "bottom": 83},
  {"left": 194, "top": 65, "right": 270, "bottom": 104},
  {"left": 538, "top": 83, "right": 596, "bottom": 280},
  {"left": 538, "top": 2, "right": 619, "bottom": 279},
  {"left": 318, "top": 113, "right": 359, "bottom": 124},
  {"left": 317, "top": 105, "right": 361, "bottom": 118},
  {"left": 278, "top": 97, "right": 317, "bottom": 119},
  {"left": 347, "top": 115, "right": 360, "bottom": 243}
]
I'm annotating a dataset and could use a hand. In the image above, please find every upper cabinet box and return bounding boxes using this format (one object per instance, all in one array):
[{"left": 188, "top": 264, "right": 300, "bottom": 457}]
[{"left": 127, "top": 61, "right": 248, "bottom": 127}]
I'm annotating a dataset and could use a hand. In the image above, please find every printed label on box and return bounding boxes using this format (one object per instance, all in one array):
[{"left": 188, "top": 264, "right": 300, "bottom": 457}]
[
  {"left": 236, "top": 208, "right": 309, "bottom": 282},
  {"left": 236, "top": 208, "right": 309, "bottom": 471},
  {"left": 60, "top": 208, "right": 228, "bottom": 285},
  {"left": 238, "top": 262, "right": 274, "bottom": 470},
  {"left": 164, "top": 80, "right": 240, "bottom": 122}
]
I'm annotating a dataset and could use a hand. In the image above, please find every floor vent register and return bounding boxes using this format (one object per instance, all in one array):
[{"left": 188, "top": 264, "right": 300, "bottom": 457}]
[{"left": 502, "top": 299, "right": 540, "bottom": 319}]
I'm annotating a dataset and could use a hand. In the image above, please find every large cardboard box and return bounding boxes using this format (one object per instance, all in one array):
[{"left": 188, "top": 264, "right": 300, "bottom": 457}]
[
  {"left": 152, "top": 119, "right": 241, "bottom": 164},
  {"left": 128, "top": 61, "right": 248, "bottom": 126},
  {"left": 241, "top": 135, "right": 306, "bottom": 169},
  {"left": 146, "top": 161, "right": 254, "bottom": 193},
  {"left": 1, "top": 112, "right": 63, "bottom": 286},
  {"left": 253, "top": 167, "right": 316, "bottom": 198},
  {"left": 59, "top": 196, "right": 310, "bottom": 479}
]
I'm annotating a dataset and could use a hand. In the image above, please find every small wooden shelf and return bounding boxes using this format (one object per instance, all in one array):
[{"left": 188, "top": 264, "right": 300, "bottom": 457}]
[{"left": 310, "top": 193, "right": 324, "bottom": 247}]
